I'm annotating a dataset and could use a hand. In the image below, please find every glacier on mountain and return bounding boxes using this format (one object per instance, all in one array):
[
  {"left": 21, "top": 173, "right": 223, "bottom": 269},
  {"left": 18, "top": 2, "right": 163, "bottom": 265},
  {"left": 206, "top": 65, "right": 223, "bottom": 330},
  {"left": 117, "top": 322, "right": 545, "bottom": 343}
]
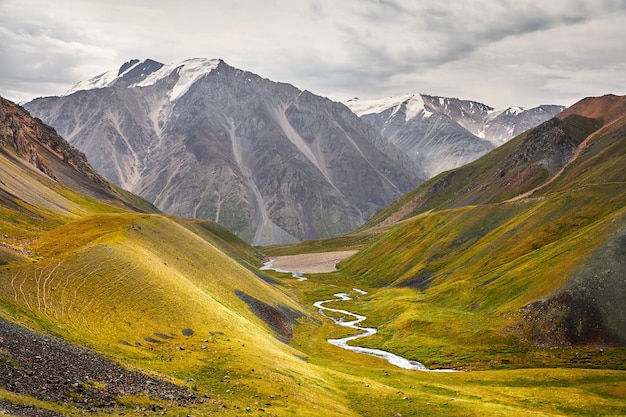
[{"left": 65, "top": 58, "right": 221, "bottom": 102}]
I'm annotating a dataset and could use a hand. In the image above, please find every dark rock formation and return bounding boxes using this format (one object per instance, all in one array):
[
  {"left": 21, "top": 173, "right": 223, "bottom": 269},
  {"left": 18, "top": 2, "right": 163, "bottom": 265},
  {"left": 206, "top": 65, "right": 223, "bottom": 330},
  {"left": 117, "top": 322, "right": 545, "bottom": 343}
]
[{"left": 0, "top": 317, "right": 200, "bottom": 411}]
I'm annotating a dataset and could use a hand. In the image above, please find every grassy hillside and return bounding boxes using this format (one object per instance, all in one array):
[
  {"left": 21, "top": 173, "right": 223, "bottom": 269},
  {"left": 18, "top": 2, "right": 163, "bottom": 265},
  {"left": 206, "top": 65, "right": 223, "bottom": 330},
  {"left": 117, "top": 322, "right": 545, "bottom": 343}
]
[
  {"left": 0, "top": 171, "right": 356, "bottom": 416},
  {"left": 337, "top": 188, "right": 625, "bottom": 362},
  {"left": 1, "top": 94, "right": 625, "bottom": 416}
]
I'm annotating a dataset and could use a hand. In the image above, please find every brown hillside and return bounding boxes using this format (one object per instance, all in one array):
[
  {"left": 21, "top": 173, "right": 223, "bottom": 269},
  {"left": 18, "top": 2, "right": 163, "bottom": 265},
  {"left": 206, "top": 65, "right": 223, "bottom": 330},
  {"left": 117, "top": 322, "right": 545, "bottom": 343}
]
[
  {"left": 558, "top": 94, "right": 626, "bottom": 125},
  {"left": 0, "top": 96, "right": 155, "bottom": 212}
]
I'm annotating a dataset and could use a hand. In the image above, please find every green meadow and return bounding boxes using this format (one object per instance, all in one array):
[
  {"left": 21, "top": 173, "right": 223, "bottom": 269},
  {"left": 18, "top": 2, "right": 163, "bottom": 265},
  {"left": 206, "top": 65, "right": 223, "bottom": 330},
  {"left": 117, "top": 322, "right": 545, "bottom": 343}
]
[{"left": 1, "top": 98, "right": 625, "bottom": 416}]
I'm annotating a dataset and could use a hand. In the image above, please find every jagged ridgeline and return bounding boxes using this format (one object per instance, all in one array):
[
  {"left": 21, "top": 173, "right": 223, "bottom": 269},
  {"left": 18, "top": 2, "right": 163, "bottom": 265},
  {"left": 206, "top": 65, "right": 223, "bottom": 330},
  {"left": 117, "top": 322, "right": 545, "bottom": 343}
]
[
  {"left": 346, "top": 94, "right": 564, "bottom": 177},
  {"left": 24, "top": 58, "right": 424, "bottom": 245}
]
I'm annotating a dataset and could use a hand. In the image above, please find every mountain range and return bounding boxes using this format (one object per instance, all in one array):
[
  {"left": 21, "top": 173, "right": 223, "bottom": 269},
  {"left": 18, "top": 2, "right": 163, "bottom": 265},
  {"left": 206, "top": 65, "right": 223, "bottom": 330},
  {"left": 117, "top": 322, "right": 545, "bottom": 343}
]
[
  {"left": 23, "top": 58, "right": 564, "bottom": 245},
  {"left": 346, "top": 94, "right": 564, "bottom": 177},
  {"left": 1, "top": 92, "right": 625, "bottom": 416},
  {"left": 24, "top": 58, "right": 423, "bottom": 245}
]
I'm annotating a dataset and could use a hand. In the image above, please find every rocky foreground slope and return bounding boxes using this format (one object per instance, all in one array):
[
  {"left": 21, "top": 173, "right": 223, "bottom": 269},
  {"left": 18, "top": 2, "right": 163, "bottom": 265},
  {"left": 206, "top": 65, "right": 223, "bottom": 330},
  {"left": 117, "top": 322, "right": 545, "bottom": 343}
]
[{"left": 0, "top": 317, "right": 200, "bottom": 415}]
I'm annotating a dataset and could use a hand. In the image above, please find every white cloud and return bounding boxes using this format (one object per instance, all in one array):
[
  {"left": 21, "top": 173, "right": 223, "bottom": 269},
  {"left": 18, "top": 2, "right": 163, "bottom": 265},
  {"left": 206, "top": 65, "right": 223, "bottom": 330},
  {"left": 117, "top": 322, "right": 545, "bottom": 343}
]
[{"left": 0, "top": 0, "right": 625, "bottom": 107}]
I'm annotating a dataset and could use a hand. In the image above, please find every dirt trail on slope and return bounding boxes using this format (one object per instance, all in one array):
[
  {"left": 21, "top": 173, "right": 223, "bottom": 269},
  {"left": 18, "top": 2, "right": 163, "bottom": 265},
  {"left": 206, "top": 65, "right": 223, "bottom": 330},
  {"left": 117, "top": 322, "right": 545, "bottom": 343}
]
[
  {"left": 506, "top": 118, "right": 618, "bottom": 203},
  {"left": 269, "top": 250, "right": 358, "bottom": 273}
]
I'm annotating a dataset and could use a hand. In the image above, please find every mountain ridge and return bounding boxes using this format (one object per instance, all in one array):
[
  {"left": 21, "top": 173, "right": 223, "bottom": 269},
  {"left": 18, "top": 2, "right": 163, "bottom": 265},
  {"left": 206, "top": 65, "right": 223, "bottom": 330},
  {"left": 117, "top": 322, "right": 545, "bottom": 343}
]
[
  {"left": 0, "top": 96, "right": 157, "bottom": 215},
  {"left": 346, "top": 93, "right": 565, "bottom": 177},
  {"left": 25, "top": 58, "right": 424, "bottom": 245}
]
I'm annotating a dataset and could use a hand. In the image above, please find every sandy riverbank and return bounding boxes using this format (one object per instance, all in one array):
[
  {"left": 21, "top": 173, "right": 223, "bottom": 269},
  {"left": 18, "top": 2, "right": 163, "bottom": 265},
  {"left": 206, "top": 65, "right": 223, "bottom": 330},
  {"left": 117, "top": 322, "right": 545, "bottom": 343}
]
[{"left": 268, "top": 250, "right": 358, "bottom": 273}]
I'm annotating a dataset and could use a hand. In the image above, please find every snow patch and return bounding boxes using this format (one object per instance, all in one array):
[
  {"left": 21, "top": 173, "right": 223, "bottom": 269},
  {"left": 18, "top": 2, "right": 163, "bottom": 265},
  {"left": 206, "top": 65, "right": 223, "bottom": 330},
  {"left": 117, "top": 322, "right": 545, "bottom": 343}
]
[
  {"left": 507, "top": 106, "right": 525, "bottom": 115},
  {"left": 135, "top": 58, "right": 220, "bottom": 101},
  {"left": 345, "top": 93, "right": 421, "bottom": 117},
  {"left": 486, "top": 107, "right": 509, "bottom": 121},
  {"left": 64, "top": 69, "right": 119, "bottom": 95},
  {"left": 488, "top": 106, "right": 526, "bottom": 120},
  {"left": 404, "top": 94, "right": 426, "bottom": 121}
]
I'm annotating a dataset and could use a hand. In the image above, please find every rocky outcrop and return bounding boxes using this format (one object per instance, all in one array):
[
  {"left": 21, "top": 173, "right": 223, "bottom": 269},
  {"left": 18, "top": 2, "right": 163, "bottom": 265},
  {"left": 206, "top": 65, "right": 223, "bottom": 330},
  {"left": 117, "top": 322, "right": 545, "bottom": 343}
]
[
  {"left": 0, "top": 317, "right": 200, "bottom": 412},
  {"left": 0, "top": 96, "right": 109, "bottom": 189},
  {"left": 235, "top": 289, "right": 305, "bottom": 343},
  {"left": 521, "top": 224, "right": 626, "bottom": 348},
  {"left": 499, "top": 115, "right": 597, "bottom": 176}
]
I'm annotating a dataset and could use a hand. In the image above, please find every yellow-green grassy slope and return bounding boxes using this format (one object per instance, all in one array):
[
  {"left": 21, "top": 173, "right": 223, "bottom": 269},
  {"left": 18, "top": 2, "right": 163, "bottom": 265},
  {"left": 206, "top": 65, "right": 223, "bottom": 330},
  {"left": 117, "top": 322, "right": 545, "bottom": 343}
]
[
  {"left": 0, "top": 212, "right": 358, "bottom": 414},
  {"left": 0, "top": 119, "right": 354, "bottom": 415},
  {"left": 278, "top": 95, "right": 626, "bottom": 416},
  {"left": 334, "top": 95, "right": 626, "bottom": 364}
]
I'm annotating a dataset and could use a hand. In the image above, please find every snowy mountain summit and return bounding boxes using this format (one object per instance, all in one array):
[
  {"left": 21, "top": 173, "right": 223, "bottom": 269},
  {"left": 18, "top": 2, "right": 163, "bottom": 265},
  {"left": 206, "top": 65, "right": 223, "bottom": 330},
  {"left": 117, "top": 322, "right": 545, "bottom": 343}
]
[
  {"left": 65, "top": 58, "right": 222, "bottom": 101},
  {"left": 346, "top": 94, "right": 565, "bottom": 177}
]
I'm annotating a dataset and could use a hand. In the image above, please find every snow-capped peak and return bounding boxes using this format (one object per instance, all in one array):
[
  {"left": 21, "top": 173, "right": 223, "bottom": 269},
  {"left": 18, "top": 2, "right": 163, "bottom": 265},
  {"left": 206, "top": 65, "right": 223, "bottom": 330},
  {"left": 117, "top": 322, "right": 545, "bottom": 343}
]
[
  {"left": 487, "top": 106, "right": 526, "bottom": 121},
  {"left": 346, "top": 93, "right": 429, "bottom": 121},
  {"left": 64, "top": 68, "right": 120, "bottom": 96},
  {"left": 64, "top": 58, "right": 221, "bottom": 101},
  {"left": 134, "top": 58, "right": 221, "bottom": 101}
]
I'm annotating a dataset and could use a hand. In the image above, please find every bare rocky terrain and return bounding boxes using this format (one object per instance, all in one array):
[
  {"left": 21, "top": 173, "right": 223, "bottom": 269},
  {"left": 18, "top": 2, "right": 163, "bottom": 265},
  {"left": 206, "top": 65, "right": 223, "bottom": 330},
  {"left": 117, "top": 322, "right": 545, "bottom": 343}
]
[{"left": 0, "top": 317, "right": 200, "bottom": 415}]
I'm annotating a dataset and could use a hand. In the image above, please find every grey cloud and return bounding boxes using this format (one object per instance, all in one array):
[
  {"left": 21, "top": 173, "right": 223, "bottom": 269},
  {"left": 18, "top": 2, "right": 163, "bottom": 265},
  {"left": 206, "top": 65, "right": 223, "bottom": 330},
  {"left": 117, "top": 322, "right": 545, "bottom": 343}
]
[
  {"left": 311, "top": 0, "right": 626, "bottom": 99},
  {"left": 1, "top": 0, "right": 625, "bottom": 108},
  {"left": 309, "top": 1, "right": 326, "bottom": 20}
]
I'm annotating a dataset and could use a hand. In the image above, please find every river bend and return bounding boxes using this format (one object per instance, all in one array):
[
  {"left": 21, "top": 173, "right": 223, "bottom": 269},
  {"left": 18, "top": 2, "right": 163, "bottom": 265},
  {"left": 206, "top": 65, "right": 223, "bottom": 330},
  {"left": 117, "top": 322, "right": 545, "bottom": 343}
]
[{"left": 261, "top": 261, "right": 457, "bottom": 371}]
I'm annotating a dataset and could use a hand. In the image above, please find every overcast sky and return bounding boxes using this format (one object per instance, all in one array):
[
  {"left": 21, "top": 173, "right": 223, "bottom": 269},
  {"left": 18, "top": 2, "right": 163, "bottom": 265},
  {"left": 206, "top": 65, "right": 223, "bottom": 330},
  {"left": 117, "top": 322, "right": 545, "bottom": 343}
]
[{"left": 1, "top": 0, "right": 625, "bottom": 108}]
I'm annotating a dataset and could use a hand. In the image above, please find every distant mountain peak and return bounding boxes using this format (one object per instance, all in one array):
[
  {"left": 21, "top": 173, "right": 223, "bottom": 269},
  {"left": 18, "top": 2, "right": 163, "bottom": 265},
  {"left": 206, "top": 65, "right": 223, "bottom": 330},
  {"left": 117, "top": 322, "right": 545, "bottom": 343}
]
[
  {"left": 347, "top": 93, "right": 428, "bottom": 121},
  {"left": 64, "top": 57, "right": 223, "bottom": 101},
  {"left": 345, "top": 93, "right": 565, "bottom": 177}
]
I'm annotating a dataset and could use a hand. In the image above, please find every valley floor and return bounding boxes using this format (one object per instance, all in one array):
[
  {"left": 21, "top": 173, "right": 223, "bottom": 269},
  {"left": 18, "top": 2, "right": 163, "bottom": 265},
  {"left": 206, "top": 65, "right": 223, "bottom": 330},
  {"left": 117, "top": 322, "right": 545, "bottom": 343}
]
[
  {"left": 264, "top": 250, "right": 358, "bottom": 273},
  {"left": 2, "top": 248, "right": 625, "bottom": 416}
]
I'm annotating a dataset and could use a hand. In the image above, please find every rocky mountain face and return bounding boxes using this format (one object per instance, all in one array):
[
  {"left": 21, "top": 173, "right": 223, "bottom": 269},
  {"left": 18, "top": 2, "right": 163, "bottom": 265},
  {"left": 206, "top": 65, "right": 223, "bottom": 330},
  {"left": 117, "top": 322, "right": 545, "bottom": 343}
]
[
  {"left": 0, "top": 96, "right": 150, "bottom": 212},
  {"left": 346, "top": 94, "right": 565, "bottom": 177},
  {"left": 24, "top": 58, "right": 424, "bottom": 245}
]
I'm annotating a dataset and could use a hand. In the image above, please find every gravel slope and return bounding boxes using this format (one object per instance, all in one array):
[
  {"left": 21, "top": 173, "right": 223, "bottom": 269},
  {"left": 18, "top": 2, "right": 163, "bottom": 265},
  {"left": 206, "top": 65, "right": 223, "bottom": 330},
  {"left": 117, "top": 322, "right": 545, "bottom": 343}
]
[{"left": 0, "top": 317, "right": 200, "bottom": 414}]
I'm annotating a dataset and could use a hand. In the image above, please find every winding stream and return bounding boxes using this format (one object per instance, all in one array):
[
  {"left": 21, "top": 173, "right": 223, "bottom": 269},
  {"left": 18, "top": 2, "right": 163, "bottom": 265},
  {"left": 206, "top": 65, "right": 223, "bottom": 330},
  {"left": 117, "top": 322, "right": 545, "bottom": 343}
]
[
  {"left": 261, "top": 260, "right": 457, "bottom": 371},
  {"left": 260, "top": 260, "right": 307, "bottom": 281},
  {"left": 314, "top": 290, "right": 432, "bottom": 371}
]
